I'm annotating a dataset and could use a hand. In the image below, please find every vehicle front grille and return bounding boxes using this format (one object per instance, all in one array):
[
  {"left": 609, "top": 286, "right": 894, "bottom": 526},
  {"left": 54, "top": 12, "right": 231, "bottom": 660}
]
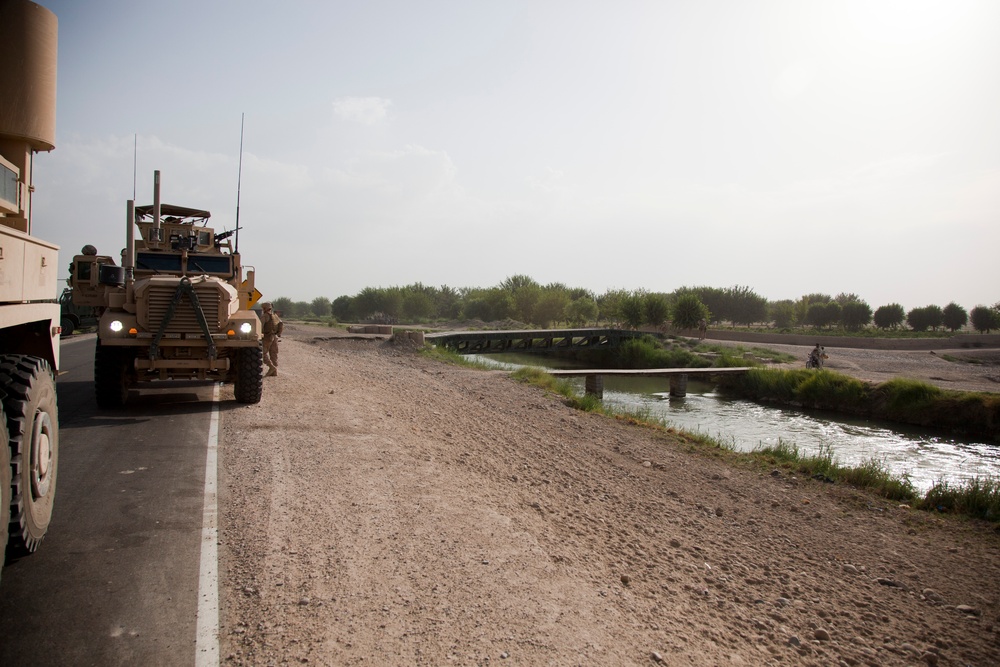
[{"left": 143, "top": 282, "right": 224, "bottom": 333}]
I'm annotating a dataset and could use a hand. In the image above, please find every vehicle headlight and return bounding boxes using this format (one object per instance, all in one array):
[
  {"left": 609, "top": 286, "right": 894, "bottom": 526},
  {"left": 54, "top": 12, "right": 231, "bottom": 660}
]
[
  {"left": 239, "top": 322, "right": 252, "bottom": 334},
  {"left": 110, "top": 320, "right": 124, "bottom": 333}
]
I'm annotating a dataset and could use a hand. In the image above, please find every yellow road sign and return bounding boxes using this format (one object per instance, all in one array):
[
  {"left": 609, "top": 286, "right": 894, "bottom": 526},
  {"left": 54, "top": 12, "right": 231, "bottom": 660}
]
[{"left": 244, "top": 282, "right": 263, "bottom": 309}]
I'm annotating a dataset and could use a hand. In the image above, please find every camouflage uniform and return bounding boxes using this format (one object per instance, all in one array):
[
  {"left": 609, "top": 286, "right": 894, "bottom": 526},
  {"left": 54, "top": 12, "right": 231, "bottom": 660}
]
[{"left": 260, "top": 302, "right": 283, "bottom": 376}]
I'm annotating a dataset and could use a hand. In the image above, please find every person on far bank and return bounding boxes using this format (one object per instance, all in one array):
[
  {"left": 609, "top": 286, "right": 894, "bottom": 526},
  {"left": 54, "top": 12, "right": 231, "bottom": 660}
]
[{"left": 260, "top": 302, "right": 283, "bottom": 377}]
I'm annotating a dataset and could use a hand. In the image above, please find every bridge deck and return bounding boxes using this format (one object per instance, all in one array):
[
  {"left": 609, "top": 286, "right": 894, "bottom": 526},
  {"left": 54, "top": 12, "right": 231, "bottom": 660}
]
[
  {"left": 545, "top": 366, "right": 753, "bottom": 398},
  {"left": 546, "top": 367, "right": 753, "bottom": 377},
  {"left": 426, "top": 328, "right": 643, "bottom": 354}
]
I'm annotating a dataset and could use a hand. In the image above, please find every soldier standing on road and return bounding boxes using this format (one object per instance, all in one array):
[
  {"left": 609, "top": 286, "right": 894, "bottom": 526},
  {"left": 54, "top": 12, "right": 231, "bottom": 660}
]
[{"left": 260, "top": 302, "right": 283, "bottom": 377}]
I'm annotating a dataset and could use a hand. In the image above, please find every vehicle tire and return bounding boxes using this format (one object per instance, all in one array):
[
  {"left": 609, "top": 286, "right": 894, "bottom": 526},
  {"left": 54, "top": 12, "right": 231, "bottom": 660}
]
[
  {"left": 60, "top": 316, "right": 75, "bottom": 337},
  {"left": 95, "top": 342, "right": 131, "bottom": 408},
  {"left": 1, "top": 405, "right": 10, "bottom": 575},
  {"left": 233, "top": 344, "right": 263, "bottom": 404},
  {"left": 0, "top": 355, "right": 58, "bottom": 555}
]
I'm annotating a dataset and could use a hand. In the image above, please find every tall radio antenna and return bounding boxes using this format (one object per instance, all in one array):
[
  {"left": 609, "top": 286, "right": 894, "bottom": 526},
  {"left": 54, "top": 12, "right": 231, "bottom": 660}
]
[
  {"left": 132, "top": 134, "right": 137, "bottom": 201},
  {"left": 235, "top": 113, "right": 244, "bottom": 252}
]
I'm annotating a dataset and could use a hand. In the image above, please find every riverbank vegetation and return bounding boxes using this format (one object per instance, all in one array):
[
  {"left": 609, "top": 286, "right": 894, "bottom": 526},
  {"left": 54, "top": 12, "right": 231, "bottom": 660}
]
[
  {"left": 718, "top": 368, "right": 1000, "bottom": 441},
  {"left": 268, "top": 275, "right": 1000, "bottom": 335},
  {"left": 502, "top": 365, "right": 1000, "bottom": 524}
]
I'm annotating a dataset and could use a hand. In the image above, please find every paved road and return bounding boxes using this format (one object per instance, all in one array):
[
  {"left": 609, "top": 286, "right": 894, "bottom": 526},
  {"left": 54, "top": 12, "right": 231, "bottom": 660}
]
[{"left": 1, "top": 335, "right": 218, "bottom": 666}]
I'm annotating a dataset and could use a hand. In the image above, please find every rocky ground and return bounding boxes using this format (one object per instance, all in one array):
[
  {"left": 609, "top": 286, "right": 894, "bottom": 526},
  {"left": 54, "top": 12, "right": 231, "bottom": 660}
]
[{"left": 217, "top": 325, "right": 1000, "bottom": 666}]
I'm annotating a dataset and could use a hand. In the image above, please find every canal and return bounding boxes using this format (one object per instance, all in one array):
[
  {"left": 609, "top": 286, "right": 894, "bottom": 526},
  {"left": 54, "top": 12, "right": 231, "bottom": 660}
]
[{"left": 481, "top": 353, "right": 1000, "bottom": 492}]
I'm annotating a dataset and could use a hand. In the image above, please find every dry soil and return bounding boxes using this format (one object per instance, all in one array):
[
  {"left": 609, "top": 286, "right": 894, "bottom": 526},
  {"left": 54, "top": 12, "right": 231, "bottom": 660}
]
[{"left": 218, "top": 325, "right": 1000, "bottom": 666}]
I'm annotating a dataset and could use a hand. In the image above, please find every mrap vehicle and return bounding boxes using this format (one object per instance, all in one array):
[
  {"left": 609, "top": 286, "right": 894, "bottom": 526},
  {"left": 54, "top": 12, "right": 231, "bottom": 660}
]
[
  {"left": 0, "top": 0, "right": 61, "bottom": 566},
  {"left": 69, "top": 170, "right": 263, "bottom": 407}
]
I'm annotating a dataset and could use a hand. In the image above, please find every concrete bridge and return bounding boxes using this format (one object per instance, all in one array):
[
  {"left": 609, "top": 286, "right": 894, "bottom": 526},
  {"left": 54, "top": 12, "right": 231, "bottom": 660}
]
[
  {"left": 546, "top": 366, "right": 753, "bottom": 398},
  {"left": 425, "top": 328, "right": 644, "bottom": 355}
]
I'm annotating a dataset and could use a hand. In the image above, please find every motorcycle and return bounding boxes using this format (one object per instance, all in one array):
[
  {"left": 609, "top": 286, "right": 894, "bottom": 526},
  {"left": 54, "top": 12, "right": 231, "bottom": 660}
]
[{"left": 806, "top": 347, "right": 828, "bottom": 369}]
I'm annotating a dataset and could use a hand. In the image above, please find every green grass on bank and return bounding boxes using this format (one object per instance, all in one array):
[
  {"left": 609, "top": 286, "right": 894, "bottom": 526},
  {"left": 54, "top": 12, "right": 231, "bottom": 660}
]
[
  {"left": 421, "top": 345, "right": 496, "bottom": 370},
  {"left": 721, "top": 368, "right": 1000, "bottom": 440}
]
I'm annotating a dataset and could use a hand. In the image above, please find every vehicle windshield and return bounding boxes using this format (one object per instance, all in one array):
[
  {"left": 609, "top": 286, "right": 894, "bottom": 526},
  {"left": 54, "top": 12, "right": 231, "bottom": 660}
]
[
  {"left": 135, "top": 252, "right": 232, "bottom": 276},
  {"left": 187, "top": 255, "right": 232, "bottom": 275},
  {"left": 136, "top": 253, "right": 181, "bottom": 272}
]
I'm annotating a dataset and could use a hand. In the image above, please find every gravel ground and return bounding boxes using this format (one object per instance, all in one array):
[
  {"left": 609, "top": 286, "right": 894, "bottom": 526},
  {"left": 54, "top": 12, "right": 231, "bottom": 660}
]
[{"left": 217, "top": 325, "right": 1000, "bottom": 666}]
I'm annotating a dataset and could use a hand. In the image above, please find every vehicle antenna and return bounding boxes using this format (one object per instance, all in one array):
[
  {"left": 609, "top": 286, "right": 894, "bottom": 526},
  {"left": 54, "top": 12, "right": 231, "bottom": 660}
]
[
  {"left": 132, "top": 133, "right": 137, "bottom": 201},
  {"left": 235, "top": 113, "right": 244, "bottom": 252}
]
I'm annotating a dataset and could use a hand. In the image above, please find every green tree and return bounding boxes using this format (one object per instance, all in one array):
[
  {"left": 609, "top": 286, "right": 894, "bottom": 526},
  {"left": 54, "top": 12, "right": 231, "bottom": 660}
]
[
  {"left": 806, "top": 301, "right": 838, "bottom": 328},
  {"left": 434, "top": 285, "right": 462, "bottom": 320},
  {"left": 566, "top": 297, "right": 598, "bottom": 326},
  {"left": 942, "top": 302, "right": 968, "bottom": 332},
  {"left": 925, "top": 305, "right": 944, "bottom": 330},
  {"left": 907, "top": 305, "right": 943, "bottom": 332},
  {"left": 500, "top": 274, "right": 538, "bottom": 292},
  {"left": 834, "top": 292, "right": 862, "bottom": 305},
  {"left": 499, "top": 275, "right": 540, "bottom": 323},
  {"left": 331, "top": 295, "right": 355, "bottom": 322},
  {"left": 353, "top": 287, "right": 381, "bottom": 319},
  {"left": 402, "top": 290, "right": 434, "bottom": 321},
  {"left": 873, "top": 303, "right": 905, "bottom": 329},
  {"left": 461, "top": 297, "right": 492, "bottom": 321},
  {"left": 462, "top": 288, "right": 513, "bottom": 322},
  {"left": 823, "top": 301, "right": 842, "bottom": 328},
  {"left": 672, "top": 286, "right": 725, "bottom": 324},
  {"left": 619, "top": 291, "right": 647, "bottom": 329},
  {"left": 769, "top": 300, "right": 797, "bottom": 328},
  {"left": 643, "top": 293, "right": 670, "bottom": 328},
  {"left": 533, "top": 290, "right": 570, "bottom": 328},
  {"left": 597, "top": 288, "right": 629, "bottom": 325},
  {"left": 840, "top": 300, "right": 872, "bottom": 331},
  {"left": 970, "top": 305, "right": 1000, "bottom": 333},
  {"left": 672, "top": 294, "right": 710, "bottom": 330},
  {"left": 310, "top": 296, "right": 331, "bottom": 318},
  {"left": 797, "top": 293, "right": 831, "bottom": 325},
  {"left": 725, "top": 285, "right": 768, "bottom": 326},
  {"left": 272, "top": 296, "right": 293, "bottom": 317}
]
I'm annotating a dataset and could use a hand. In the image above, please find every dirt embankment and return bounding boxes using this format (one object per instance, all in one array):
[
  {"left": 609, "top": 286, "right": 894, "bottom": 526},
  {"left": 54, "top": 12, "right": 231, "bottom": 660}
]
[{"left": 218, "top": 324, "right": 1000, "bottom": 666}]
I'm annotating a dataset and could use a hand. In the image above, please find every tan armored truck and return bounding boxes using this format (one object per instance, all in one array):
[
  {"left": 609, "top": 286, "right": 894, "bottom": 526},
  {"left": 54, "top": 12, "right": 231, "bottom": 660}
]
[
  {"left": 70, "top": 170, "right": 264, "bottom": 407},
  {"left": 0, "top": 0, "right": 61, "bottom": 563}
]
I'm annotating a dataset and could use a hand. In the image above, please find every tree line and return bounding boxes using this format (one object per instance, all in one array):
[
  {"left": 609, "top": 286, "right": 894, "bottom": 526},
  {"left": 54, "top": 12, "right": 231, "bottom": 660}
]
[{"left": 267, "top": 277, "right": 1000, "bottom": 334}]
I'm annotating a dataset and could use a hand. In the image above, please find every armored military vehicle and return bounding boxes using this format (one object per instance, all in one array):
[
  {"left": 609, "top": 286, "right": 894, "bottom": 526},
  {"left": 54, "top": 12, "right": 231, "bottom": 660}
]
[
  {"left": 58, "top": 286, "right": 98, "bottom": 335},
  {"left": 70, "top": 170, "right": 263, "bottom": 407},
  {"left": 0, "top": 0, "right": 61, "bottom": 563}
]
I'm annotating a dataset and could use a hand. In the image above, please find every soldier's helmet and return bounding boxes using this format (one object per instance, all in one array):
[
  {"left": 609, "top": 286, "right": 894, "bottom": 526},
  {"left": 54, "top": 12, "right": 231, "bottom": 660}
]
[{"left": 82, "top": 244, "right": 98, "bottom": 255}]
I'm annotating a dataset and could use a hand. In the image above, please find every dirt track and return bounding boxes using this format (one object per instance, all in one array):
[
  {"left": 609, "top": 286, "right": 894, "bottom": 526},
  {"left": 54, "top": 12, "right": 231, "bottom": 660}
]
[{"left": 218, "top": 325, "right": 1000, "bottom": 666}]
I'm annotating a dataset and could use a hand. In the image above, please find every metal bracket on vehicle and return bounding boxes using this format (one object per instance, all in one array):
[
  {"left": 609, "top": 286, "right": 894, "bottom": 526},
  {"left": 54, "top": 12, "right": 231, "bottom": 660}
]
[{"left": 149, "top": 277, "right": 218, "bottom": 360}]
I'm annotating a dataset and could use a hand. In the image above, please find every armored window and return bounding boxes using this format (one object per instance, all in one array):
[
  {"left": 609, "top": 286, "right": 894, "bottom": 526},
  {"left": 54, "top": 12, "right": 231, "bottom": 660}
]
[
  {"left": 136, "top": 252, "right": 182, "bottom": 272},
  {"left": 186, "top": 255, "right": 232, "bottom": 276},
  {"left": 0, "top": 162, "right": 17, "bottom": 212}
]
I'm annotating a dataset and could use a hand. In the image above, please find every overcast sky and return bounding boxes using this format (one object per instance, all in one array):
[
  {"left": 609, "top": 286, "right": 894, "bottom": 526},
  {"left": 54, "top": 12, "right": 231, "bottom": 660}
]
[{"left": 34, "top": 0, "right": 1000, "bottom": 310}]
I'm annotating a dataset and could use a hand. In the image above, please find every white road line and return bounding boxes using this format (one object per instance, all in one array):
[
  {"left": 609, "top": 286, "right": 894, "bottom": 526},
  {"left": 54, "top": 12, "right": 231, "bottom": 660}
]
[{"left": 195, "top": 383, "right": 221, "bottom": 666}]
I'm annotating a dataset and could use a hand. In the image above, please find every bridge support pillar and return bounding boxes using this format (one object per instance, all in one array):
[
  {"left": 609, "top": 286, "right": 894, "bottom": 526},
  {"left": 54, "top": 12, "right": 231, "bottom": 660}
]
[
  {"left": 669, "top": 373, "right": 688, "bottom": 397},
  {"left": 584, "top": 374, "right": 604, "bottom": 399}
]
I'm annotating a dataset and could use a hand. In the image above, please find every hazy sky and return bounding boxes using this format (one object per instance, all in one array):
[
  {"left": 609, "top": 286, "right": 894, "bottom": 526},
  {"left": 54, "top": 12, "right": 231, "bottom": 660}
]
[{"left": 33, "top": 0, "right": 1000, "bottom": 310}]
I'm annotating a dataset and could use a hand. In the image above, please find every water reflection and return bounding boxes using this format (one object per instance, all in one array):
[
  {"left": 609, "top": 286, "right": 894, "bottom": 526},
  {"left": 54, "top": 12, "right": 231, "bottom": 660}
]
[{"left": 481, "top": 353, "right": 1000, "bottom": 491}]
